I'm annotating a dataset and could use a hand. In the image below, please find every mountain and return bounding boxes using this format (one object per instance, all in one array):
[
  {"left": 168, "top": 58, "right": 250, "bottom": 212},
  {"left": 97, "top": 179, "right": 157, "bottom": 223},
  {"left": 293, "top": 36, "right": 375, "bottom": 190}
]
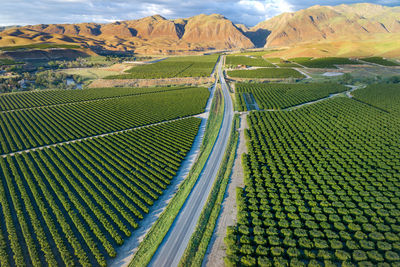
[
  {"left": 0, "top": 3, "right": 399, "bottom": 56},
  {"left": 0, "top": 25, "right": 19, "bottom": 32},
  {"left": 252, "top": 3, "right": 400, "bottom": 48},
  {"left": 0, "top": 14, "right": 254, "bottom": 54}
]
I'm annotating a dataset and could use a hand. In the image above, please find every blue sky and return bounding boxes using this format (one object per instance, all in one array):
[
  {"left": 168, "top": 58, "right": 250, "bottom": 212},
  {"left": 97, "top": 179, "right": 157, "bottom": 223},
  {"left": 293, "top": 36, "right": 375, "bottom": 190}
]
[{"left": 1, "top": 0, "right": 399, "bottom": 26}]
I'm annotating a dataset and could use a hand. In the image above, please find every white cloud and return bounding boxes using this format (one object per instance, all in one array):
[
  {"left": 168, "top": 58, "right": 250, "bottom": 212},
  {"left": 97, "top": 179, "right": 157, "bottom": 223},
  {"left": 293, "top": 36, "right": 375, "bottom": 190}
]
[
  {"left": 139, "top": 3, "right": 174, "bottom": 17},
  {"left": 238, "top": 0, "right": 294, "bottom": 20},
  {"left": 0, "top": 0, "right": 395, "bottom": 27}
]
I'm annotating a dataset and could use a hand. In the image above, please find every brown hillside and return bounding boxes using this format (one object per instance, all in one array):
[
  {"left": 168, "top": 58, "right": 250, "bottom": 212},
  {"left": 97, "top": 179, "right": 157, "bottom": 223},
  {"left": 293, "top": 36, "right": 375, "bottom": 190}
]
[
  {"left": 252, "top": 3, "right": 400, "bottom": 48},
  {"left": 0, "top": 3, "right": 399, "bottom": 56},
  {"left": 0, "top": 14, "right": 254, "bottom": 54}
]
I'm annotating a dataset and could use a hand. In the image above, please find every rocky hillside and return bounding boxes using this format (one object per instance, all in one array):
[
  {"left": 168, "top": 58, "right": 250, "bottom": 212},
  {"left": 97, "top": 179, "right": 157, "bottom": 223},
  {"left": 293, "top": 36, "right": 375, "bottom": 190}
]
[
  {"left": 0, "top": 14, "right": 254, "bottom": 54},
  {"left": 0, "top": 3, "right": 399, "bottom": 55},
  {"left": 252, "top": 3, "right": 400, "bottom": 47}
]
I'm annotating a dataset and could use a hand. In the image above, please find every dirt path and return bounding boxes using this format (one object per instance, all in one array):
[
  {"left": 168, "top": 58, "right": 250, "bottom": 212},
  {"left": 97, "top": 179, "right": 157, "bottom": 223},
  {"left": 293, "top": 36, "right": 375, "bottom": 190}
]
[
  {"left": 294, "top": 67, "right": 312, "bottom": 79},
  {"left": 345, "top": 84, "right": 364, "bottom": 98},
  {"left": 271, "top": 62, "right": 280, "bottom": 68},
  {"left": 202, "top": 113, "right": 248, "bottom": 267}
]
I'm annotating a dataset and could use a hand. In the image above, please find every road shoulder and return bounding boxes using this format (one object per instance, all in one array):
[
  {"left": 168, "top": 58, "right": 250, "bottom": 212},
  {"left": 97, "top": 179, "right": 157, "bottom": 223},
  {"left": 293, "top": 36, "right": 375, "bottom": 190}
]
[{"left": 203, "top": 113, "right": 248, "bottom": 267}]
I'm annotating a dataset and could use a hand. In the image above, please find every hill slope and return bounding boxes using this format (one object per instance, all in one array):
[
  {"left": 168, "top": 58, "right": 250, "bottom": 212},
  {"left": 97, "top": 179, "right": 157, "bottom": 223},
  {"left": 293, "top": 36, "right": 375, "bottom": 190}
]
[
  {"left": 0, "top": 14, "right": 254, "bottom": 54},
  {"left": 252, "top": 3, "right": 400, "bottom": 48},
  {"left": 0, "top": 3, "right": 399, "bottom": 56}
]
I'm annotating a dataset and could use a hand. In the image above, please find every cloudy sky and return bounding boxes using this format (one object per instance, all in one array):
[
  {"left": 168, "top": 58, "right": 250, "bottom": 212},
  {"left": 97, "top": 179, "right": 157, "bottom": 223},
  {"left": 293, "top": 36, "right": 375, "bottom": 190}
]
[{"left": 1, "top": 0, "right": 398, "bottom": 26}]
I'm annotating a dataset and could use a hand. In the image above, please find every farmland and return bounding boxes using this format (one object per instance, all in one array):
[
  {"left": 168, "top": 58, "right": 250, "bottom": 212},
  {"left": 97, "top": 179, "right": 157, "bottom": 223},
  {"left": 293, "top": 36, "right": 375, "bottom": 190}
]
[
  {"left": 0, "top": 117, "right": 201, "bottom": 266},
  {"left": 0, "top": 43, "right": 81, "bottom": 51},
  {"left": 352, "top": 84, "right": 400, "bottom": 114},
  {"left": 0, "top": 59, "right": 22, "bottom": 66},
  {"left": 0, "top": 87, "right": 208, "bottom": 154},
  {"left": 0, "top": 86, "right": 197, "bottom": 111},
  {"left": 0, "top": 57, "right": 213, "bottom": 266},
  {"left": 106, "top": 55, "right": 219, "bottom": 79},
  {"left": 275, "top": 62, "right": 301, "bottom": 68},
  {"left": 61, "top": 68, "right": 121, "bottom": 80},
  {"left": 225, "top": 85, "right": 400, "bottom": 266},
  {"left": 227, "top": 68, "right": 304, "bottom": 79},
  {"left": 231, "top": 51, "right": 280, "bottom": 57},
  {"left": 226, "top": 56, "right": 275, "bottom": 67},
  {"left": 264, "top": 58, "right": 302, "bottom": 67},
  {"left": 290, "top": 57, "right": 360, "bottom": 68},
  {"left": 361, "top": 57, "right": 400, "bottom": 67},
  {"left": 235, "top": 83, "right": 348, "bottom": 111},
  {"left": 0, "top": 48, "right": 399, "bottom": 267}
]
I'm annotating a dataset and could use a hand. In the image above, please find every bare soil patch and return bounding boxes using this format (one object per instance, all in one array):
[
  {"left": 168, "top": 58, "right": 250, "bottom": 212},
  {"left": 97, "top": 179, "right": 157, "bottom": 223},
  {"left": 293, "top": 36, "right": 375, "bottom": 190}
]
[{"left": 89, "top": 77, "right": 214, "bottom": 88}]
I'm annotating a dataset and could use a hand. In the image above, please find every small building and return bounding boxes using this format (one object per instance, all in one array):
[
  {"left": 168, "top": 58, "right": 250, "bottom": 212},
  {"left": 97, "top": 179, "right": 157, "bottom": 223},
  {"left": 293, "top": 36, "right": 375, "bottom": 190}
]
[{"left": 18, "top": 79, "right": 28, "bottom": 88}]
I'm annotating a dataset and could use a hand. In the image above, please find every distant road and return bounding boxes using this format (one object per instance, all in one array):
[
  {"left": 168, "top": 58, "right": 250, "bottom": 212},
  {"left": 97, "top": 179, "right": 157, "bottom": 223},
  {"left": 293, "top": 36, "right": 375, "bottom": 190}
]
[{"left": 148, "top": 56, "right": 234, "bottom": 267}]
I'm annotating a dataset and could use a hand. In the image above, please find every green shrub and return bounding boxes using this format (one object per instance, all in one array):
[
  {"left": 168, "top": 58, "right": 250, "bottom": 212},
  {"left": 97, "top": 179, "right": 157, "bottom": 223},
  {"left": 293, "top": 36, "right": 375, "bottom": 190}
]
[
  {"left": 228, "top": 68, "right": 305, "bottom": 79},
  {"left": 335, "top": 250, "right": 351, "bottom": 261}
]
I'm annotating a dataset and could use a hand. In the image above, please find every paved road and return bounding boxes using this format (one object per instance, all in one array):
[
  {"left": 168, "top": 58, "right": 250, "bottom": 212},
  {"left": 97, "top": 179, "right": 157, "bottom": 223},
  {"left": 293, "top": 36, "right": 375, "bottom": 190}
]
[{"left": 148, "top": 56, "right": 234, "bottom": 267}]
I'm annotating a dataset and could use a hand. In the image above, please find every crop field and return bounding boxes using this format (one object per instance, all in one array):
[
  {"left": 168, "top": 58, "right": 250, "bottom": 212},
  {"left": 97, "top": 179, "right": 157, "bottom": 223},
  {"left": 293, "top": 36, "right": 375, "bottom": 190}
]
[
  {"left": 0, "top": 58, "right": 23, "bottom": 66},
  {"left": 226, "top": 56, "right": 275, "bottom": 67},
  {"left": 0, "top": 87, "right": 209, "bottom": 154},
  {"left": 290, "top": 57, "right": 360, "bottom": 68},
  {"left": 106, "top": 55, "right": 219, "bottom": 79},
  {"left": 353, "top": 84, "right": 400, "bottom": 114},
  {"left": 235, "top": 83, "right": 348, "bottom": 111},
  {"left": 225, "top": 94, "right": 400, "bottom": 266},
  {"left": 0, "top": 43, "right": 81, "bottom": 51},
  {"left": 228, "top": 68, "right": 305, "bottom": 79},
  {"left": 264, "top": 58, "right": 302, "bottom": 67},
  {"left": 361, "top": 57, "right": 400, "bottom": 67},
  {"left": 263, "top": 58, "right": 282, "bottom": 64},
  {"left": 242, "top": 93, "right": 259, "bottom": 111},
  {"left": 0, "top": 86, "right": 197, "bottom": 111},
  {"left": 61, "top": 68, "right": 121, "bottom": 79},
  {"left": 276, "top": 62, "right": 302, "bottom": 68},
  {"left": 232, "top": 51, "right": 270, "bottom": 57},
  {"left": 0, "top": 117, "right": 201, "bottom": 266}
]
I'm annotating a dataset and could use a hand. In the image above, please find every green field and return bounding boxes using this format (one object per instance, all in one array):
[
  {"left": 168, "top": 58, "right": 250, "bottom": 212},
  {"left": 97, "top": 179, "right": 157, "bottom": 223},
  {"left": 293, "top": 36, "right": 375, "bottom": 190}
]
[
  {"left": 235, "top": 83, "right": 348, "bottom": 111},
  {"left": 0, "top": 80, "right": 211, "bottom": 266},
  {"left": 0, "top": 58, "right": 23, "bottom": 65},
  {"left": 353, "top": 84, "right": 400, "bottom": 114},
  {"left": 290, "top": 57, "right": 360, "bottom": 68},
  {"left": 264, "top": 58, "right": 282, "bottom": 63},
  {"left": 361, "top": 57, "right": 400, "bottom": 67},
  {"left": 228, "top": 68, "right": 305, "bottom": 79},
  {"left": 226, "top": 56, "right": 275, "bottom": 67},
  {"left": 61, "top": 68, "right": 120, "bottom": 79},
  {"left": 0, "top": 117, "right": 201, "bottom": 266},
  {"left": 106, "top": 55, "right": 219, "bottom": 79},
  {"left": 0, "top": 43, "right": 81, "bottom": 51},
  {"left": 232, "top": 50, "right": 281, "bottom": 57},
  {"left": 264, "top": 58, "right": 302, "bottom": 67},
  {"left": 225, "top": 84, "right": 400, "bottom": 266},
  {"left": 0, "top": 86, "right": 197, "bottom": 111},
  {"left": 0, "top": 87, "right": 209, "bottom": 154}
]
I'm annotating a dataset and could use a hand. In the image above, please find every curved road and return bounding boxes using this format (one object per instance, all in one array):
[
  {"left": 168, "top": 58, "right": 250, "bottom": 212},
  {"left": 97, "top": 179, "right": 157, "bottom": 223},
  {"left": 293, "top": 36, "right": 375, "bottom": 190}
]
[{"left": 148, "top": 56, "right": 234, "bottom": 267}]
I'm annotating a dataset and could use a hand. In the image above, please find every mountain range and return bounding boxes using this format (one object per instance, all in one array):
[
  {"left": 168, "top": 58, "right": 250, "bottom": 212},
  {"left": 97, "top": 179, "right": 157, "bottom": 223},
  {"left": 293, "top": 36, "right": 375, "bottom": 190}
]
[{"left": 0, "top": 3, "right": 399, "bottom": 56}]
